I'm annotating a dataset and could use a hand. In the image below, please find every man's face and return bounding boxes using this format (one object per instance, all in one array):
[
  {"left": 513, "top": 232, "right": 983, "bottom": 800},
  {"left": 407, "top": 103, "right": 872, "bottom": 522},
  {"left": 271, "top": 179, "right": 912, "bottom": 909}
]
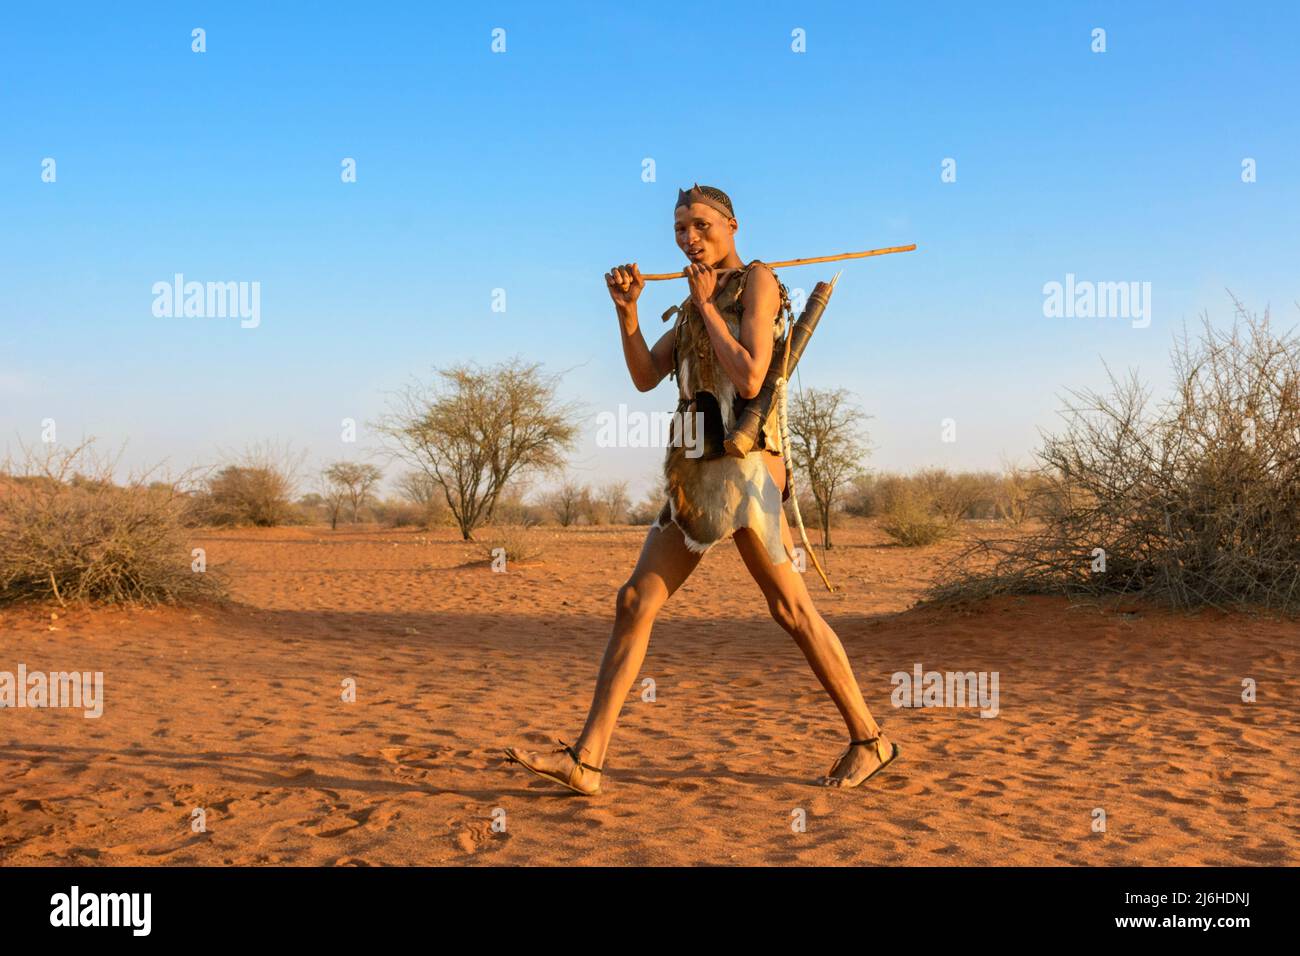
[{"left": 674, "top": 202, "right": 736, "bottom": 267}]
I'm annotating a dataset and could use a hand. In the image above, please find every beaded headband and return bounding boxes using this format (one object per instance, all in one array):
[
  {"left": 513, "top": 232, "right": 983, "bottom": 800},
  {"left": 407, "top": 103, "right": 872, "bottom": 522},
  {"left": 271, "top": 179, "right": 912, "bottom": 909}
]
[{"left": 675, "top": 183, "right": 735, "bottom": 220}]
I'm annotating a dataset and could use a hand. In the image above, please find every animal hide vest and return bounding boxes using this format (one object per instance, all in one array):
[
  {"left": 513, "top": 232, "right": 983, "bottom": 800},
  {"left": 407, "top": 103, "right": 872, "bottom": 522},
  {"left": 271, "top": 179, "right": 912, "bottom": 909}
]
[{"left": 651, "top": 261, "right": 794, "bottom": 566}]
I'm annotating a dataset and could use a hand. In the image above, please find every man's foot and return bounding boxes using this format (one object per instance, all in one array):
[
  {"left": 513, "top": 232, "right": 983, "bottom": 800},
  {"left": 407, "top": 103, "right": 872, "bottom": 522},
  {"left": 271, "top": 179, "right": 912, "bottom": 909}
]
[
  {"left": 503, "top": 739, "right": 602, "bottom": 795},
  {"left": 818, "top": 730, "right": 900, "bottom": 788}
]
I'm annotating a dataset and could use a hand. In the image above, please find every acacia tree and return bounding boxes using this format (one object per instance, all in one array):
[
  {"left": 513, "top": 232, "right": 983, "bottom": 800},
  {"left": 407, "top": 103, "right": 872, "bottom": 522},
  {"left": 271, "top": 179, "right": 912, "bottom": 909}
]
[
  {"left": 376, "top": 359, "right": 579, "bottom": 540},
  {"left": 322, "top": 461, "right": 383, "bottom": 526},
  {"left": 787, "top": 387, "right": 870, "bottom": 549}
]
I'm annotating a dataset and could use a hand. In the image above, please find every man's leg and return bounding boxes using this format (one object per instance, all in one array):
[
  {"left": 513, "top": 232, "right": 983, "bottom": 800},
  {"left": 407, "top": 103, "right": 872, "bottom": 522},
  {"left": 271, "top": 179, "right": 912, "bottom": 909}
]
[
  {"left": 574, "top": 520, "right": 701, "bottom": 767},
  {"left": 731, "top": 455, "right": 894, "bottom": 786},
  {"left": 505, "top": 519, "right": 701, "bottom": 791}
]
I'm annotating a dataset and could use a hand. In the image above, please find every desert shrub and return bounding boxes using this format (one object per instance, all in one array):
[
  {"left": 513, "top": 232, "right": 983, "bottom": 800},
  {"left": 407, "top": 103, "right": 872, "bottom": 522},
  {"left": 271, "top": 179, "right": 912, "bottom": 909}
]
[
  {"left": 479, "top": 524, "right": 543, "bottom": 563},
  {"left": 909, "top": 469, "right": 996, "bottom": 523},
  {"left": 541, "top": 480, "right": 592, "bottom": 527},
  {"left": 873, "top": 471, "right": 973, "bottom": 545},
  {"left": 0, "top": 442, "right": 225, "bottom": 606},
  {"left": 785, "top": 485, "right": 822, "bottom": 525},
  {"left": 196, "top": 465, "right": 293, "bottom": 526},
  {"left": 591, "top": 481, "right": 630, "bottom": 525},
  {"left": 989, "top": 465, "right": 1056, "bottom": 525},
  {"left": 879, "top": 480, "right": 954, "bottom": 546},
  {"left": 370, "top": 498, "right": 426, "bottom": 528},
  {"left": 996, "top": 465, "right": 1042, "bottom": 525},
  {"left": 191, "top": 443, "right": 304, "bottom": 527},
  {"left": 490, "top": 483, "right": 545, "bottom": 528},
  {"left": 850, "top": 470, "right": 1002, "bottom": 523},
  {"left": 627, "top": 488, "right": 664, "bottom": 525},
  {"left": 842, "top": 473, "right": 879, "bottom": 517},
  {"left": 934, "top": 303, "right": 1300, "bottom": 612},
  {"left": 294, "top": 492, "right": 331, "bottom": 526},
  {"left": 393, "top": 470, "right": 455, "bottom": 528}
]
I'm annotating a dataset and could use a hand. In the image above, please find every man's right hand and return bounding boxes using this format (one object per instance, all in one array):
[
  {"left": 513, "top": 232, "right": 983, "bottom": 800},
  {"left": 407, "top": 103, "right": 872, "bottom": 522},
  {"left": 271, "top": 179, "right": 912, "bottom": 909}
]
[{"left": 605, "top": 262, "right": 644, "bottom": 311}]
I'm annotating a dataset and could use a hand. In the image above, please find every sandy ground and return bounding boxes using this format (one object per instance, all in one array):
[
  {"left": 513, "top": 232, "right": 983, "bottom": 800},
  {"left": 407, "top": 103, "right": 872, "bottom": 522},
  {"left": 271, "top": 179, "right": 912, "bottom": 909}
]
[{"left": 1, "top": 520, "right": 1296, "bottom": 866}]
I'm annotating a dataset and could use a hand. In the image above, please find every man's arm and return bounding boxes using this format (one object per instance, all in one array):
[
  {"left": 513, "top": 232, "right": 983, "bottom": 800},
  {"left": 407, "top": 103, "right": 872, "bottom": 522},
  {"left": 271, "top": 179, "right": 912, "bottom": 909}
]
[
  {"left": 619, "top": 308, "right": 675, "bottom": 392},
  {"left": 609, "top": 262, "right": 673, "bottom": 392},
  {"left": 688, "top": 263, "right": 779, "bottom": 399}
]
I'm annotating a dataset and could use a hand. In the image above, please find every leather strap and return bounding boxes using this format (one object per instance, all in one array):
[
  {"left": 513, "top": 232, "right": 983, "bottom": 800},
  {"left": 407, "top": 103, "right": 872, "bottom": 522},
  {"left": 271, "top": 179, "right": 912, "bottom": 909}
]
[
  {"left": 558, "top": 740, "right": 602, "bottom": 774},
  {"left": 849, "top": 723, "right": 885, "bottom": 747}
]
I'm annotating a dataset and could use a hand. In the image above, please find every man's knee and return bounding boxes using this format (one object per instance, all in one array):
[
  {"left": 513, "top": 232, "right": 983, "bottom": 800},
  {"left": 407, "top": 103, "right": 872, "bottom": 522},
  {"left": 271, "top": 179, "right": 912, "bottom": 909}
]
[
  {"left": 616, "top": 580, "right": 661, "bottom": 622},
  {"left": 768, "top": 592, "right": 812, "bottom": 637}
]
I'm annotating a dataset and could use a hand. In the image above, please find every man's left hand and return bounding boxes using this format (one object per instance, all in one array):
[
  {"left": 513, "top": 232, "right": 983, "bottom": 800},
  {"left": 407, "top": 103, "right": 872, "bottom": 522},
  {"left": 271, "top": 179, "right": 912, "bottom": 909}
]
[{"left": 685, "top": 262, "right": 718, "bottom": 306}]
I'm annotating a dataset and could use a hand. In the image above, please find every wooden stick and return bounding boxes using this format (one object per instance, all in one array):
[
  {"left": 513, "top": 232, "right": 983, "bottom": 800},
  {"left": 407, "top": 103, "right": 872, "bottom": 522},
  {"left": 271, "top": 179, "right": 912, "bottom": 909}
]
[{"left": 640, "top": 243, "right": 916, "bottom": 281}]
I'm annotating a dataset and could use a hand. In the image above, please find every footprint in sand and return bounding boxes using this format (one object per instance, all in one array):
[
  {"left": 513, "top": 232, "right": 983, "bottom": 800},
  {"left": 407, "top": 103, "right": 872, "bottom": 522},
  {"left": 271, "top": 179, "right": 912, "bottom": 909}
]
[
  {"left": 453, "top": 818, "right": 508, "bottom": 855},
  {"left": 301, "top": 806, "right": 380, "bottom": 839}
]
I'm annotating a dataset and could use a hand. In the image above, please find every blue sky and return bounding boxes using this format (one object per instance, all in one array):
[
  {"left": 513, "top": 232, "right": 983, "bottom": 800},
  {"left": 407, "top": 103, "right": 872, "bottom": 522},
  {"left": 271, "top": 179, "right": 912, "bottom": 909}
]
[{"left": 2, "top": 1, "right": 1297, "bottom": 500}]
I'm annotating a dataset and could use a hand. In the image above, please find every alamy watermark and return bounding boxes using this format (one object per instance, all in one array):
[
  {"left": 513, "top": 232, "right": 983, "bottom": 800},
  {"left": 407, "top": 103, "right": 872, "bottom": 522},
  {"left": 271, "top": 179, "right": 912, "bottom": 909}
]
[
  {"left": 0, "top": 664, "right": 103, "bottom": 718},
  {"left": 891, "top": 662, "right": 999, "bottom": 718},
  {"left": 50, "top": 886, "right": 150, "bottom": 935},
  {"left": 1042, "top": 273, "right": 1151, "bottom": 328},
  {"left": 152, "top": 274, "right": 261, "bottom": 328},
  {"left": 595, "top": 404, "right": 706, "bottom": 458}
]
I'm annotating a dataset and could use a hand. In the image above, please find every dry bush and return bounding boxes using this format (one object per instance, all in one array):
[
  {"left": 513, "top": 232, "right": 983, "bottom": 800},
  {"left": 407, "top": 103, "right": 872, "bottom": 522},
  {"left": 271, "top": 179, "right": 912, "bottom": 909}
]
[
  {"left": 190, "top": 442, "right": 304, "bottom": 527},
  {"left": 997, "top": 463, "right": 1045, "bottom": 525},
  {"left": 934, "top": 302, "right": 1300, "bottom": 612},
  {"left": 842, "top": 473, "right": 878, "bottom": 517},
  {"left": 627, "top": 488, "right": 664, "bottom": 525},
  {"left": 479, "top": 525, "right": 543, "bottom": 563},
  {"left": 490, "top": 481, "right": 545, "bottom": 528},
  {"left": 542, "top": 480, "right": 592, "bottom": 527},
  {"left": 874, "top": 470, "right": 985, "bottom": 546},
  {"left": 916, "top": 468, "right": 996, "bottom": 524},
  {"left": 849, "top": 470, "right": 1003, "bottom": 523},
  {"left": 591, "top": 481, "right": 630, "bottom": 525},
  {"left": 197, "top": 465, "right": 293, "bottom": 526},
  {"left": 878, "top": 479, "right": 953, "bottom": 546},
  {"left": 0, "top": 442, "right": 225, "bottom": 606},
  {"left": 393, "top": 470, "right": 455, "bottom": 528},
  {"left": 295, "top": 492, "right": 329, "bottom": 525},
  {"left": 369, "top": 498, "right": 427, "bottom": 528}
]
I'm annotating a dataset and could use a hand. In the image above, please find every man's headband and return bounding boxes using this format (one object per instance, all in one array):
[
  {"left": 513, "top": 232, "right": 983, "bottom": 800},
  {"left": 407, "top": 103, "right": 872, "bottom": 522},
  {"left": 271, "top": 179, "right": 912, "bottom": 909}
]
[{"left": 675, "top": 183, "right": 735, "bottom": 220}]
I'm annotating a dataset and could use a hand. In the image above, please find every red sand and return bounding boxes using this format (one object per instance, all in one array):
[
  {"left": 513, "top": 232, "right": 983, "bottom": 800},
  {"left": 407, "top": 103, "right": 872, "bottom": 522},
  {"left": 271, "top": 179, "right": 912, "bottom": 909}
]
[{"left": 1, "top": 521, "right": 1296, "bottom": 865}]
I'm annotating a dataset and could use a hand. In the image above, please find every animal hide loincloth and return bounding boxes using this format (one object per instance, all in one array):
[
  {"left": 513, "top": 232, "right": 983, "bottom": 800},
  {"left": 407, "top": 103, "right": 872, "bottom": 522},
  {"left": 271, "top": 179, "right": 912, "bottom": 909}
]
[{"left": 652, "top": 439, "right": 789, "bottom": 567}]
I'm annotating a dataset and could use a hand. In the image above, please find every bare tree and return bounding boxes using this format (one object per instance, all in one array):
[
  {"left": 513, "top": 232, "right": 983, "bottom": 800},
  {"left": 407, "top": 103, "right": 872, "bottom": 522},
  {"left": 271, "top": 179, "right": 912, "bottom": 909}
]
[
  {"left": 376, "top": 359, "right": 579, "bottom": 540},
  {"left": 393, "top": 468, "right": 453, "bottom": 528},
  {"left": 319, "top": 479, "right": 347, "bottom": 530},
  {"left": 544, "top": 479, "right": 591, "bottom": 527},
  {"left": 594, "top": 480, "right": 630, "bottom": 524},
  {"left": 786, "top": 387, "right": 870, "bottom": 548},
  {"left": 322, "top": 461, "right": 383, "bottom": 524},
  {"left": 395, "top": 469, "right": 437, "bottom": 508}
]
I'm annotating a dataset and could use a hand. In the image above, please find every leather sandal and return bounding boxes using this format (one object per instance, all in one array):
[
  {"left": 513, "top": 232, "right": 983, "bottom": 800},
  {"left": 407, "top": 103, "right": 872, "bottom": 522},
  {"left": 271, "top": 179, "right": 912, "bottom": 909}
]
[
  {"left": 844, "top": 725, "right": 901, "bottom": 786},
  {"left": 503, "top": 738, "right": 603, "bottom": 795}
]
